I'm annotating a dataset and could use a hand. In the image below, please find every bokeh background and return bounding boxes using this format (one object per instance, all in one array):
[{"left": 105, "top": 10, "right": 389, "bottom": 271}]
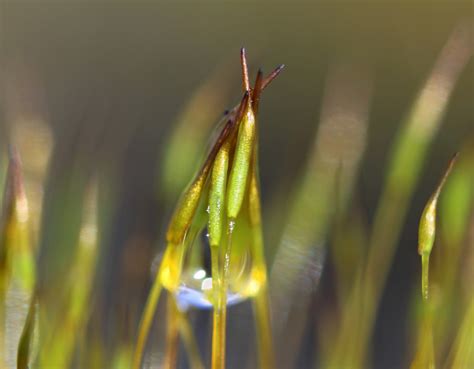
[{"left": 1, "top": 2, "right": 473, "bottom": 369}]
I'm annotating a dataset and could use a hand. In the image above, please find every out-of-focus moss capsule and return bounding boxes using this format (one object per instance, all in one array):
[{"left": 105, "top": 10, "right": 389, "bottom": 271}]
[{"left": 418, "top": 153, "right": 458, "bottom": 299}]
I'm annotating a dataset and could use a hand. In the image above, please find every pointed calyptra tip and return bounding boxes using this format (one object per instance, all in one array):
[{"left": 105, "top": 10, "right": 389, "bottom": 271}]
[
  {"left": 261, "top": 64, "right": 285, "bottom": 91},
  {"left": 240, "top": 48, "right": 250, "bottom": 92}
]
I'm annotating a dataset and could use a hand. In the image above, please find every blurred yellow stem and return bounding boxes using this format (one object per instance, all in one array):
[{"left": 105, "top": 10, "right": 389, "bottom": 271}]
[
  {"left": 0, "top": 276, "right": 6, "bottom": 369},
  {"left": 132, "top": 269, "right": 164, "bottom": 369},
  {"left": 253, "top": 285, "right": 275, "bottom": 369},
  {"left": 163, "top": 295, "right": 180, "bottom": 369}
]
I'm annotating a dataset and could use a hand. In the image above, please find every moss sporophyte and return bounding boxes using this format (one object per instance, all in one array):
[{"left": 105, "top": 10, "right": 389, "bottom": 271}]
[
  {"left": 133, "top": 49, "right": 283, "bottom": 369},
  {"left": 418, "top": 153, "right": 458, "bottom": 301}
]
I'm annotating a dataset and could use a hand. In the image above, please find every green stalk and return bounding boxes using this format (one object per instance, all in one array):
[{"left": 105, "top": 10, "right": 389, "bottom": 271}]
[
  {"left": 211, "top": 220, "right": 234, "bottom": 369},
  {"left": 211, "top": 244, "right": 225, "bottom": 369},
  {"left": 421, "top": 254, "right": 430, "bottom": 301}
]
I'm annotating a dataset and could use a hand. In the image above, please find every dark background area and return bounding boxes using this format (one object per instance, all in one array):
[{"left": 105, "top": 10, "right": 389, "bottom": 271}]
[{"left": 2, "top": 2, "right": 473, "bottom": 368}]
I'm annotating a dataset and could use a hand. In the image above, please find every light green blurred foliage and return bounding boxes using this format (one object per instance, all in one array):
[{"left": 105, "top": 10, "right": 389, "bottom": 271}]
[
  {"left": 324, "top": 23, "right": 472, "bottom": 369},
  {"left": 37, "top": 180, "right": 99, "bottom": 369},
  {"left": 161, "top": 64, "right": 234, "bottom": 199}
]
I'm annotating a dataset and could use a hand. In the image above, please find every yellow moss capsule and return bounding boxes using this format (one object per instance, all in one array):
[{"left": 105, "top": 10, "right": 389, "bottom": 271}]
[{"left": 166, "top": 173, "right": 208, "bottom": 245}]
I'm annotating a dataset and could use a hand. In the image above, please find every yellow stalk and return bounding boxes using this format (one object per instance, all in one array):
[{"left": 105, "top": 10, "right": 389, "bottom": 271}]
[
  {"left": 132, "top": 267, "right": 164, "bottom": 369},
  {"left": 163, "top": 294, "right": 180, "bottom": 369}
]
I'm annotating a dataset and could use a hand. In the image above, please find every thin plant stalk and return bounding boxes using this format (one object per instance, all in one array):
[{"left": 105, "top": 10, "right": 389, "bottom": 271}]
[
  {"left": 211, "top": 244, "right": 224, "bottom": 369},
  {"left": 249, "top": 158, "right": 275, "bottom": 369},
  {"left": 421, "top": 254, "right": 430, "bottom": 301},
  {"left": 132, "top": 269, "right": 164, "bottom": 369},
  {"left": 163, "top": 294, "right": 180, "bottom": 369},
  {"left": 211, "top": 221, "right": 234, "bottom": 369},
  {"left": 253, "top": 287, "right": 275, "bottom": 369}
]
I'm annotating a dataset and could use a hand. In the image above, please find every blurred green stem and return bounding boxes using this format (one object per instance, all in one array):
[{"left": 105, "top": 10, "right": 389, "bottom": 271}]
[{"left": 447, "top": 297, "right": 474, "bottom": 368}]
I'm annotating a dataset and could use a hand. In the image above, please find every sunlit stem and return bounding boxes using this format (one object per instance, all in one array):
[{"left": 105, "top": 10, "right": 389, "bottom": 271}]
[
  {"left": 132, "top": 268, "right": 164, "bottom": 369},
  {"left": 163, "top": 295, "right": 180, "bottom": 369},
  {"left": 421, "top": 253, "right": 430, "bottom": 300},
  {"left": 211, "top": 245, "right": 225, "bottom": 369},
  {"left": 253, "top": 285, "right": 275, "bottom": 369},
  {"left": 249, "top": 151, "right": 275, "bottom": 369},
  {"left": 211, "top": 219, "right": 234, "bottom": 369}
]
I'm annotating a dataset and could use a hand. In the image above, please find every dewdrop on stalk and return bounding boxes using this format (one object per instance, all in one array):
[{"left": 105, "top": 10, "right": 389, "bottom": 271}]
[
  {"left": 418, "top": 153, "right": 458, "bottom": 300},
  {"left": 160, "top": 50, "right": 284, "bottom": 310},
  {"left": 133, "top": 50, "right": 283, "bottom": 369}
]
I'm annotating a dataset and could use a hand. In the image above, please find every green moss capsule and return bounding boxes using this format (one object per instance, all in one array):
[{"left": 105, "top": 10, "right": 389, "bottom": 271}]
[
  {"left": 418, "top": 153, "right": 458, "bottom": 299},
  {"left": 227, "top": 101, "right": 256, "bottom": 220},
  {"left": 209, "top": 140, "right": 231, "bottom": 248}
]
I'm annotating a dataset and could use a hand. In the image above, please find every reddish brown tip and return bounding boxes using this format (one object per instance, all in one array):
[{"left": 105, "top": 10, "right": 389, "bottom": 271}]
[
  {"left": 252, "top": 69, "right": 264, "bottom": 113},
  {"left": 240, "top": 48, "right": 250, "bottom": 92},
  {"left": 261, "top": 64, "right": 285, "bottom": 91}
]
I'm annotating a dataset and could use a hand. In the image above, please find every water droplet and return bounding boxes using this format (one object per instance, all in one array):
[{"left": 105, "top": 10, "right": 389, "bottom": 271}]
[{"left": 161, "top": 222, "right": 264, "bottom": 311}]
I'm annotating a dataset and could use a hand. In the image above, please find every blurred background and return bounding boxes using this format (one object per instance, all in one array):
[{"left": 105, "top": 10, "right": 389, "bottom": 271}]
[{"left": 1, "top": 2, "right": 473, "bottom": 369}]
